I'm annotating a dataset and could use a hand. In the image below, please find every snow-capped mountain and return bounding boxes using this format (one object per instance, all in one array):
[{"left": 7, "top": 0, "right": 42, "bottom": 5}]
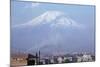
[
  {"left": 11, "top": 10, "right": 94, "bottom": 55},
  {"left": 14, "top": 11, "right": 83, "bottom": 29}
]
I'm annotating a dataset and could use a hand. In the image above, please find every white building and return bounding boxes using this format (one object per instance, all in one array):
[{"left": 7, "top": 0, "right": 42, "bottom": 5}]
[
  {"left": 82, "top": 54, "right": 93, "bottom": 62},
  {"left": 77, "top": 56, "right": 82, "bottom": 62},
  {"left": 57, "top": 57, "right": 63, "bottom": 63},
  {"left": 63, "top": 56, "right": 72, "bottom": 62}
]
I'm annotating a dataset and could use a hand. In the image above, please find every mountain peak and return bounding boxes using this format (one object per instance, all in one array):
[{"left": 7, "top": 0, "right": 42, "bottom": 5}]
[
  {"left": 13, "top": 10, "right": 83, "bottom": 29},
  {"left": 13, "top": 10, "right": 64, "bottom": 27}
]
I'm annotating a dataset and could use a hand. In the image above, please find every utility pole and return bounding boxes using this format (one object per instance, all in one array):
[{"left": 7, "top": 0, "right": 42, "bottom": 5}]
[
  {"left": 39, "top": 50, "right": 40, "bottom": 64},
  {"left": 36, "top": 52, "right": 38, "bottom": 65}
]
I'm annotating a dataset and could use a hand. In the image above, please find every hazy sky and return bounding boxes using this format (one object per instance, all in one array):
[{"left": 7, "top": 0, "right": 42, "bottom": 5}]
[{"left": 11, "top": 1, "right": 95, "bottom": 55}]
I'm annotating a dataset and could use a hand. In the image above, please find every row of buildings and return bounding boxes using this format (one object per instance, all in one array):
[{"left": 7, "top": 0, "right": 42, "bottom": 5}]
[
  {"left": 37, "top": 54, "right": 95, "bottom": 65},
  {"left": 11, "top": 51, "right": 95, "bottom": 66}
]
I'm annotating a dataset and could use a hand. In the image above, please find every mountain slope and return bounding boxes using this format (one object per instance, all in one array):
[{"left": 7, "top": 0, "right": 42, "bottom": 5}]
[{"left": 11, "top": 10, "right": 94, "bottom": 55}]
